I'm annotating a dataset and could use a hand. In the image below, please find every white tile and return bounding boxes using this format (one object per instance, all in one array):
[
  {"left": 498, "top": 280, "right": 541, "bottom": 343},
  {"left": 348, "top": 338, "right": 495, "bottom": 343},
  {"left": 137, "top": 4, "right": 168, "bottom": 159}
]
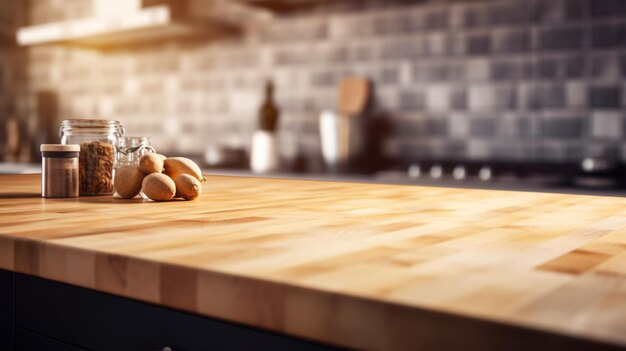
[
  {"left": 591, "top": 112, "right": 623, "bottom": 140},
  {"left": 566, "top": 81, "right": 586, "bottom": 107},
  {"left": 426, "top": 84, "right": 451, "bottom": 111},
  {"left": 449, "top": 113, "right": 469, "bottom": 137}
]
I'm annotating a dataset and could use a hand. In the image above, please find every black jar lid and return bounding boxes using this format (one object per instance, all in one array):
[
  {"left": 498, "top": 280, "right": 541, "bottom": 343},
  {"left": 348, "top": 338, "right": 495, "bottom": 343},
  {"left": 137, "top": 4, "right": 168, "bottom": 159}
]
[{"left": 41, "top": 144, "right": 80, "bottom": 158}]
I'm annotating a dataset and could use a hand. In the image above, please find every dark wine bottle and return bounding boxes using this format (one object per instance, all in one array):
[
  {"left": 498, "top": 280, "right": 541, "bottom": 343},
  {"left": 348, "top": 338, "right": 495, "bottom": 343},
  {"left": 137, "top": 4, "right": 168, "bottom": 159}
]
[{"left": 258, "top": 80, "right": 279, "bottom": 132}]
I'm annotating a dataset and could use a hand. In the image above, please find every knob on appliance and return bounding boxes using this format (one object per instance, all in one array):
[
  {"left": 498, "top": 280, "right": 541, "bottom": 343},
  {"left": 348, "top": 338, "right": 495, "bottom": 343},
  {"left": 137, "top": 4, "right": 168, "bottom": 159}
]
[
  {"left": 478, "top": 166, "right": 492, "bottom": 181},
  {"left": 408, "top": 164, "right": 421, "bottom": 178},
  {"left": 453, "top": 165, "right": 466, "bottom": 180},
  {"left": 430, "top": 164, "right": 443, "bottom": 179}
]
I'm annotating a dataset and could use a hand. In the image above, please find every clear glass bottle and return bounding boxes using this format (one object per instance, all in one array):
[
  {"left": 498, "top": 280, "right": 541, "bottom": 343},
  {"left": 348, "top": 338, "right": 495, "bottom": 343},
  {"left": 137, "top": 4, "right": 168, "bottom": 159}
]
[
  {"left": 59, "top": 119, "right": 124, "bottom": 196},
  {"left": 115, "top": 136, "right": 156, "bottom": 199}
]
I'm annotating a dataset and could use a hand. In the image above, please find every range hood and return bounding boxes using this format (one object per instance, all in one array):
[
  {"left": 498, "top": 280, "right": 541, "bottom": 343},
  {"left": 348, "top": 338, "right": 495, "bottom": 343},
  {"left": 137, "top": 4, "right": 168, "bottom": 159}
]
[
  {"left": 240, "top": 0, "right": 358, "bottom": 13},
  {"left": 16, "top": 0, "right": 250, "bottom": 48}
]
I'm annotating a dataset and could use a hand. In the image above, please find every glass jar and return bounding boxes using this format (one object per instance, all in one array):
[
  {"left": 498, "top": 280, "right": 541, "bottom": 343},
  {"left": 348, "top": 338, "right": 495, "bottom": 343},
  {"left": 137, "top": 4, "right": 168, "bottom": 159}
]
[
  {"left": 114, "top": 136, "right": 156, "bottom": 199},
  {"left": 116, "top": 136, "right": 155, "bottom": 166},
  {"left": 59, "top": 119, "right": 124, "bottom": 196}
]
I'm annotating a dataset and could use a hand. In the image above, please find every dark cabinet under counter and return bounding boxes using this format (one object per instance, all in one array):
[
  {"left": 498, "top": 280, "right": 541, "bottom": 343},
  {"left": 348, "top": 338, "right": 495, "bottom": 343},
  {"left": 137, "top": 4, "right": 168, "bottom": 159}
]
[
  {"left": 2, "top": 269, "right": 332, "bottom": 351},
  {"left": 0, "top": 269, "right": 15, "bottom": 350}
]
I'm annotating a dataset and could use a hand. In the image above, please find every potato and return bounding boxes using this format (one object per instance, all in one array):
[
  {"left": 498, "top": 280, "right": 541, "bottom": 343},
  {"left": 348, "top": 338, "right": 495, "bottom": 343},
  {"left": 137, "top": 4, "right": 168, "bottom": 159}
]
[
  {"left": 163, "top": 157, "right": 202, "bottom": 181},
  {"left": 175, "top": 174, "right": 201, "bottom": 201},
  {"left": 142, "top": 173, "right": 176, "bottom": 201},
  {"left": 139, "top": 153, "right": 164, "bottom": 174},
  {"left": 114, "top": 165, "right": 145, "bottom": 199}
]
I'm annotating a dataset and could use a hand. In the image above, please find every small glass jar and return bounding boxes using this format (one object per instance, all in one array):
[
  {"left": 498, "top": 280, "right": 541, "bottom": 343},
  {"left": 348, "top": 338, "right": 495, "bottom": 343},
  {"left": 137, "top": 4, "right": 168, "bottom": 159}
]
[
  {"left": 114, "top": 136, "right": 156, "bottom": 199},
  {"left": 59, "top": 119, "right": 124, "bottom": 196},
  {"left": 116, "top": 136, "right": 155, "bottom": 165},
  {"left": 41, "top": 144, "right": 80, "bottom": 198}
]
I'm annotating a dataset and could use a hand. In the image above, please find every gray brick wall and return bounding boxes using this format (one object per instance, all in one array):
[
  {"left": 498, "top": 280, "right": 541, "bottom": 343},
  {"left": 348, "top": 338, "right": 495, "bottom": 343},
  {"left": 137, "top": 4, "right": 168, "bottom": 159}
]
[{"left": 10, "top": 0, "right": 626, "bottom": 164}]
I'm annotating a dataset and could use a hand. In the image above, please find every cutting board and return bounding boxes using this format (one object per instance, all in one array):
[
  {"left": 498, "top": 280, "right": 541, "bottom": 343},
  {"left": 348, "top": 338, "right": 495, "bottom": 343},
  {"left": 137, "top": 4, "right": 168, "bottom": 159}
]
[{"left": 338, "top": 76, "right": 370, "bottom": 116}]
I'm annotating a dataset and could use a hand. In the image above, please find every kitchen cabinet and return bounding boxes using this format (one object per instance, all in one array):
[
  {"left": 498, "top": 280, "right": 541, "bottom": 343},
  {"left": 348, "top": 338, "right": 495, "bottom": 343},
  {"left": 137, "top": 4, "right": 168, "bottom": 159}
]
[
  {"left": 3, "top": 269, "right": 330, "bottom": 351},
  {"left": 16, "top": 329, "right": 86, "bottom": 351},
  {"left": 0, "top": 269, "right": 15, "bottom": 350}
]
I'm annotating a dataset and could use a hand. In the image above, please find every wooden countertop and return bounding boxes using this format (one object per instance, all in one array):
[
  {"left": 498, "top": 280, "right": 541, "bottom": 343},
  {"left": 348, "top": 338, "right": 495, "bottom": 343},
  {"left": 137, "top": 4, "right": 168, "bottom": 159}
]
[{"left": 2, "top": 174, "right": 626, "bottom": 350}]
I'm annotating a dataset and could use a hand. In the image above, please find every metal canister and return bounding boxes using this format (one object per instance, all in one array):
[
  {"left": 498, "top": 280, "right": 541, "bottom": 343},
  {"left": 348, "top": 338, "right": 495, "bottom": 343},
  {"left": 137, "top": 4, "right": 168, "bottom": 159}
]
[{"left": 41, "top": 144, "right": 80, "bottom": 198}]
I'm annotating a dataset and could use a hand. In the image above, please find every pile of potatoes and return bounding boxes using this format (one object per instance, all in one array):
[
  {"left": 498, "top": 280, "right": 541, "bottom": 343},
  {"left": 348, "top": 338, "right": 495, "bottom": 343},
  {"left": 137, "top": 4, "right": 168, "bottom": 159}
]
[{"left": 114, "top": 154, "right": 204, "bottom": 201}]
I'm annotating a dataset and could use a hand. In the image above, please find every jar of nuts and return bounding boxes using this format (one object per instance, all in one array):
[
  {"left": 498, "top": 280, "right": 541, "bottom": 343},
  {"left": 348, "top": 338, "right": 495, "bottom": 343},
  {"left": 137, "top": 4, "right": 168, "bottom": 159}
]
[{"left": 59, "top": 119, "right": 124, "bottom": 196}]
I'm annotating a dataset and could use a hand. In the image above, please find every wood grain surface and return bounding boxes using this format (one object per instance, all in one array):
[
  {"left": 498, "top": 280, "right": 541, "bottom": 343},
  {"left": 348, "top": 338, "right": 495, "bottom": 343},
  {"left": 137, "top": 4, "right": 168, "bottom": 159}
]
[{"left": 1, "top": 174, "right": 626, "bottom": 349}]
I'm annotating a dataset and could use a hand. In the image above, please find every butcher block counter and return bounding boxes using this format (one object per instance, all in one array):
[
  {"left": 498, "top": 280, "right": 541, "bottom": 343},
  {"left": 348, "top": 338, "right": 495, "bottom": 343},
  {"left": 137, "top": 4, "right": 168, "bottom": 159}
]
[{"left": 2, "top": 174, "right": 626, "bottom": 350}]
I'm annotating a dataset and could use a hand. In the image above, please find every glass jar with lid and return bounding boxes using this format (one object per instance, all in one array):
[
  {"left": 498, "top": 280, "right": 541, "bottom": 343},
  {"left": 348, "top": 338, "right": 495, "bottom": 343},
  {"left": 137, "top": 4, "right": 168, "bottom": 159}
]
[
  {"left": 115, "top": 136, "right": 156, "bottom": 199},
  {"left": 59, "top": 119, "right": 124, "bottom": 195}
]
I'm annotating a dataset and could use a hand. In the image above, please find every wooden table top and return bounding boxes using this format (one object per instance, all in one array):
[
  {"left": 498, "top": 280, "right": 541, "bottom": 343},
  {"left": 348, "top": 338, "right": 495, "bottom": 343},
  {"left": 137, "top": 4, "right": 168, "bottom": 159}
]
[{"left": 1, "top": 174, "right": 626, "bottom": 350}]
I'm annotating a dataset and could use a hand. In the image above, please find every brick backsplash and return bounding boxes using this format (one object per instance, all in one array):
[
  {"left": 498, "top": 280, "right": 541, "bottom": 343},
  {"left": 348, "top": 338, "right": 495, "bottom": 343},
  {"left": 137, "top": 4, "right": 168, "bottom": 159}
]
[{"left": 3, "top": 0, "right": 626, "bottom": 165}]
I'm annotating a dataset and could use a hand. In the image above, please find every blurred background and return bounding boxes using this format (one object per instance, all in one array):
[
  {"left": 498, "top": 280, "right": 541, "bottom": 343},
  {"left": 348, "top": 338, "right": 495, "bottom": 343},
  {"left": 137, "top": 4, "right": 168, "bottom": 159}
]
[{"left": 2, "top": 0, "right": 626, "bottom": 192}]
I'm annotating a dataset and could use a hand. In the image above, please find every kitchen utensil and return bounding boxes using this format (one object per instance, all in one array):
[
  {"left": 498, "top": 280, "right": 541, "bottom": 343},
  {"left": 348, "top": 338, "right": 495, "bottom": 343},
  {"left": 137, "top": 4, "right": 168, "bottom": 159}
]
[
  {"left": 319, "top": 77, "right": 370, "bottom": 172},
  {"left": 319, "top": 110, "right": 363, "bottom": 172},
  {"left": 338, "top": 77, "right": 370, "bottom": 116}
]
